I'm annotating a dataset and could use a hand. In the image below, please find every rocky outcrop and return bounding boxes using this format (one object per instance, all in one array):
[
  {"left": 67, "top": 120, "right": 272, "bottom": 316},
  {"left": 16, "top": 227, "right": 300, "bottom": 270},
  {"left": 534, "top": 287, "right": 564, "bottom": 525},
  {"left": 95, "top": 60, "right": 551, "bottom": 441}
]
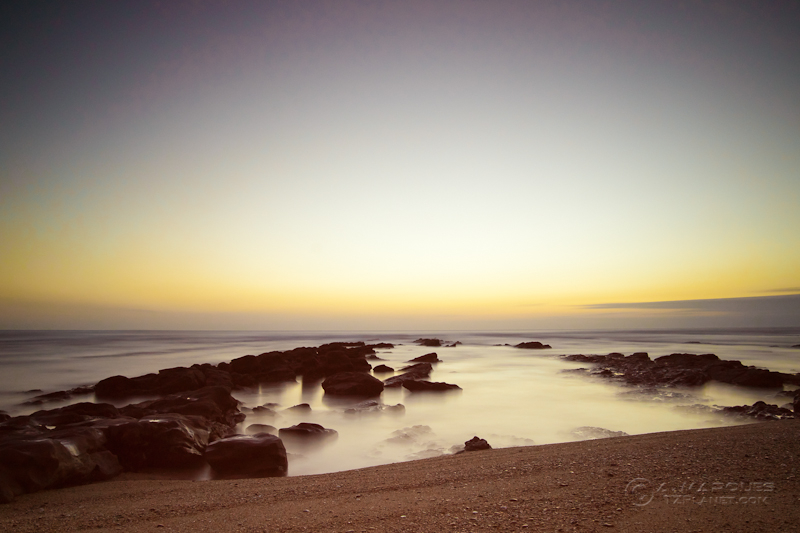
[
  {"left": 372, "top": 364, "right": 394, "bottom": 373},
  {"left": 343, "top": 400, "right": 405, "bottom": 416},
  {"left": 415, "top": 338, "right": 442, "bottom": 347},
  {"left": 407, "top": 352, "right": 441, "bottom": 363},
  {"left": 321, "top": 372, "right": 384, "bottom": 397},
  {"left": 569, "top": 427, "right": 629, "bottom": 440},
  {"left": 278, "top": 423, "right": 338, "bottom": 448},
  {"left": 204, "top": 434, "right": 287, "bottom": 478},
  {"left": 720, "top": 401, "right": 795, "bottom": 421},
  {"left": 563, "top": 352, "right": 800, "bottom": 389},
  {"left": 464, "top": 436, "right": 491, "bottom": 451},
  {"left": 402, "top": 380, "right": 461, "bottom": 392},
  {"left": 515, "top": 341, "right": 552, "bottom": 349},
  {"left": 383, "top": 363, "right": 433, "bottom": 388}
]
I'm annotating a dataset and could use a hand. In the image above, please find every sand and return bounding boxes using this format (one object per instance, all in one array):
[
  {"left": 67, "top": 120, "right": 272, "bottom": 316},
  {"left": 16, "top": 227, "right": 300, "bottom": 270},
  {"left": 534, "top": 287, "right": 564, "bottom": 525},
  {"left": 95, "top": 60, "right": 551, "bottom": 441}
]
[{"left": 1, "top": 420, "right": 798, "bottom": 532}]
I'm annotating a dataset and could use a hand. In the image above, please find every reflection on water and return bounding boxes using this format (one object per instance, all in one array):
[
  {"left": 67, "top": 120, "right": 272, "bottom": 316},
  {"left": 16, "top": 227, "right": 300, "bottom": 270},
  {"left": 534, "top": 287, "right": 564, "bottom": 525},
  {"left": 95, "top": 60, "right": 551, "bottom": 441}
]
[{"left": 1, "top": 329, "right": 798, "bottom": 476}]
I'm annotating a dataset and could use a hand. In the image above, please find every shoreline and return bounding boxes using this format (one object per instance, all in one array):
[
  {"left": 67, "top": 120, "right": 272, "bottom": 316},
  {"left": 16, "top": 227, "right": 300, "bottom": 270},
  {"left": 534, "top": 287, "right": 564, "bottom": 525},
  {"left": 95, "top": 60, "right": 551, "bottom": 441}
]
[{"left": 2, "top": 420, "right": 797, "bottom": 532}]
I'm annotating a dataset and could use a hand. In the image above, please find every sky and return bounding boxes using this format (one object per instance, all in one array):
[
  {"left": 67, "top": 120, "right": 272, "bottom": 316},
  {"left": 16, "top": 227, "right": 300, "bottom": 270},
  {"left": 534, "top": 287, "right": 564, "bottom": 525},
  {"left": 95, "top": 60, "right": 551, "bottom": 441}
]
[{"left": 1, "top": 0, "right": 799, "bottom": 330}]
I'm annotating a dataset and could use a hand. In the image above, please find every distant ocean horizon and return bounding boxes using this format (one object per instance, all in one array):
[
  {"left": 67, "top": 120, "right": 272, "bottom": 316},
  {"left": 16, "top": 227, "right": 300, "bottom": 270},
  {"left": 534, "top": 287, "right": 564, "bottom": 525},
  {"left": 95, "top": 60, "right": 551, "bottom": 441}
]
[{"left": 2, "top": 327, "right": 798, "bottom": 476}]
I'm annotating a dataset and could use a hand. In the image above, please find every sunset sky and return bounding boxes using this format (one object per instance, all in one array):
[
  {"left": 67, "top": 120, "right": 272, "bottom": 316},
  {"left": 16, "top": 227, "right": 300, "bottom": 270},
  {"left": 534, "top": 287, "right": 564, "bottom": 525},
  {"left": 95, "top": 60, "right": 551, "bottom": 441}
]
[{"left": 1, "top": 0, "right": 799, "bottom": 330}]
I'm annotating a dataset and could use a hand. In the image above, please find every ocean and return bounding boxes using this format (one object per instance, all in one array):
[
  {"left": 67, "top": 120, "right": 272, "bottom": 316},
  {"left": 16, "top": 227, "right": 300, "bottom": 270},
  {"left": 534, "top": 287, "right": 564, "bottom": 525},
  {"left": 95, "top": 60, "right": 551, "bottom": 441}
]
[{"left": 1, "top": 328, "right": 798, "bottom": 476}]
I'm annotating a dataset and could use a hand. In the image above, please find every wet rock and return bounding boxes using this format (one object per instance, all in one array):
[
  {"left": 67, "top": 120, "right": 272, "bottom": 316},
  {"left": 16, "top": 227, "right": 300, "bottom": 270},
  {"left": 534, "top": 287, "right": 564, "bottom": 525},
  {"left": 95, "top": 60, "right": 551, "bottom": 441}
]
[
  {"left": 561, "top": 352, "right": 796, "bottom": 390},
  {"left": 100, "top": 413, "right": 210, "bottom": 470},
  {"left": 28, "top": 402, "right": 122, "bottom": 428},
  {"left": 402, "top": 380, "right": 461, "bottom": 392},
  {"left": 407, "top": 352, "right": 440, "bottom": 363},
  {"left": 367, "top": 342, "right": 395, "bottom": 350},
  {"left": 322, "top": 372, "right": 384, "bottom": 397},
  {"left": 372, "top": 364, "right": 394, "bottom": 373},
  {"left": 383, "top": 363, "right": 433, "bottom": 388},
  {"left": 205, "top": 434, "right": 287, "bottom": 478},
  {"left": 464, "top": 436, "right": 491, "bottom": 451},
  {"left": 278, "top": 423, "right": 338, "bottom": 446},
  {"left": 515, "top": 341, "right": 552, "bottom": 349},
  {"left": 121, "top": 386, "right": 243, "bottom": 429},
  {"left": 343, "top": 400, "right": 405, "bottom": 416},
  {"left": 246, "top": 424, "right": 277, "bottom": 435},
  {"left": 569, "top": 427, "right": 629, "bottom": 440},
  {"left": 415, "top": 338, "right": 442, "bottom": 347},
  {"left": 0, "top": 426, "right": 122, "bottom": 502},
  {"left": 284, "top": 403, "right": 311, "bottom": 413},
  {"left": 720, "top": 401, "right": 795, "bottom": 421}
]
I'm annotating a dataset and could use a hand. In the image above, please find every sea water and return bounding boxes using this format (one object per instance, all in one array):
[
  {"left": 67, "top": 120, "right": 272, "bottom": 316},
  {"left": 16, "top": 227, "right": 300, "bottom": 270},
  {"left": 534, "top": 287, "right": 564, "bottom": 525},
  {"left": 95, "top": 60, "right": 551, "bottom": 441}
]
[{"left": 1, "top": 329, "right": 798, "bottom": 476}]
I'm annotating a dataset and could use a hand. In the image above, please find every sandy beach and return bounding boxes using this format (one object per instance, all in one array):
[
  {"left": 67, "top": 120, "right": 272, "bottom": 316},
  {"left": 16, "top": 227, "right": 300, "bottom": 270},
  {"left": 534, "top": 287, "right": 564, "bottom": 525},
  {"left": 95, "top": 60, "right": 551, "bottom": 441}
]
[{"left": 1, "top": 420, "right": 797, "bottom": 532}]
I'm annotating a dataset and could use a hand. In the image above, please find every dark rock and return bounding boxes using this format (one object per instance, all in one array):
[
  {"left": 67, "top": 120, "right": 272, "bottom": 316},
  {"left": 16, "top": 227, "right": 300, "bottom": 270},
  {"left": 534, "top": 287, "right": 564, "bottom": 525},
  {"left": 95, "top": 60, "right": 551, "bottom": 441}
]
[
  {"left": 720, "top": 401, "right": 795, "bottom": 421},
  {"left": 365, "top": 354, "right": 384, "bottom": 361},
  {"left": 205, "top": 434, "right": 287, "bottom": 478},
  {"left": 245, "top": 424, "right": 277, "bottom": 435},
  {"left": 343, "top": 400, "right": 405, "bottom": 416},
  {"left": 561, "top": 351, "right": 791, "bottom": 390},
  {"left": 321, "top": 372, "right": 384, "bottom": 397},
  {"left": 94, "top": 375, "right": 144, "bottom": 399},
  {"left": 100, "top": 413, "right": 210, "bottom": 470},
  {"left": 122, "top": 386, "right": 242, "bottom": 428},
  {"left": 383, "top": 363, "right": 433, "bottom": 388},
  {"left": 515, "top": 341, "right": 552, "bottom": 349},
  {"left": 570, "top": 426, "right": 629, "bottom": 440},
  {"left": 29, "top": 402, "right": 122, "bottom": 428},
  {"left": 464, "top": 436, "right": 491, "bottom": 451},
  {"left": 415, "top": 338, "right": 442, "bottom": 347},
  {"left": 0, "top": 426, "right": 122, "bottom": 502},
  {"left": 284, "top": 403, "right": 311, "bottom": 413},
  {"left": 407, "top": 352, "right": 440, "bottom": 363},
  {"left": 402, "top": 381, "right": 461, "bottom": 392},
  {"left": 367, "top": 343, "right": 394, "bottom": 349},
  {"left": 278, "top": 422, "right": 338, "bottom": 446},
  {"left": 373, "top": 364, "right": 394, "bottom": 373}
]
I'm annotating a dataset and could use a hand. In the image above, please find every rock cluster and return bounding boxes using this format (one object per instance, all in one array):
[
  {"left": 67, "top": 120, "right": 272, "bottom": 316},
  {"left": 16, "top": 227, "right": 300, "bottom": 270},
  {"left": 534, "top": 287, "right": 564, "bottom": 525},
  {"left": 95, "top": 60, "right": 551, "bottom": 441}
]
[
  {"left": 1, "top": 341, "right": 395, "bottom": 503},
  {"left": 563, "top": 352, "right": 800, "bottom": 389}
]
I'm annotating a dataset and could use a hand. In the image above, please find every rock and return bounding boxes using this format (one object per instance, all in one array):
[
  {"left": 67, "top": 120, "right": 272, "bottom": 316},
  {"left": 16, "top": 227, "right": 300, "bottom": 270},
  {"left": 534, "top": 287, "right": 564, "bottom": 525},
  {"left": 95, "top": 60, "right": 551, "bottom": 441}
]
[
  {"left": 383, "top": 363, "right": 433, "bottom": 388},
  {"left": 205, "top": 434, "right": 287, "bottom": 478},
  {"left": 284, "top": 403, "right": 311, "bottom": 413},
  {"left": 720, "top": 401, "right": 795, "bottom": 421},
  {"left": 321, "top": 372, "right": 384, "bottom": 397},
  {"left": 570, "top": 427, "right": 629, "bottom": 440},
  {"left": 464, "top": 436, "right": 491, "bottom": 451},
  {"left": 245, "top": 424, "right": 277, "bottom": 435},
  {"left": 415, "top": 338, "right": 442, "bottom": 347},
  {"left": 100, "top": 413, "right": 210, "bottom": 470},
  {"left": 514, "top": 341, "right": 552, "bottom": 349},
  {"left": 278, "top": 423, "right": 338, "bottom": 447},
  {"left": 95, "top": 367, "right": 207, "bottom": 399},
  {"left": 120, "top": 386, "right": 243, "bottom": 428},
  {"left": 372, "top": 364, "right": 394, "bottom": 373},
  {"left": 367, "top": 342, "right": 394, "bottom": 349},
  {"left": 343, "top": 400, "right": 405, "bottom": 416},
  {"left": 402, "top": 380, "right": 461, "bottom": 392},
  {"left": 407, "top": 352, "right": 440, "bottom": 363},
  {"left": 561, "top": 352, "right": 792, "bottom": 390},
  {"left": 28, "top": 402, "right": 122, "bottom": 427},
  {"left": 0, "top": 426, "right": 122, "bottom": 502}
]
